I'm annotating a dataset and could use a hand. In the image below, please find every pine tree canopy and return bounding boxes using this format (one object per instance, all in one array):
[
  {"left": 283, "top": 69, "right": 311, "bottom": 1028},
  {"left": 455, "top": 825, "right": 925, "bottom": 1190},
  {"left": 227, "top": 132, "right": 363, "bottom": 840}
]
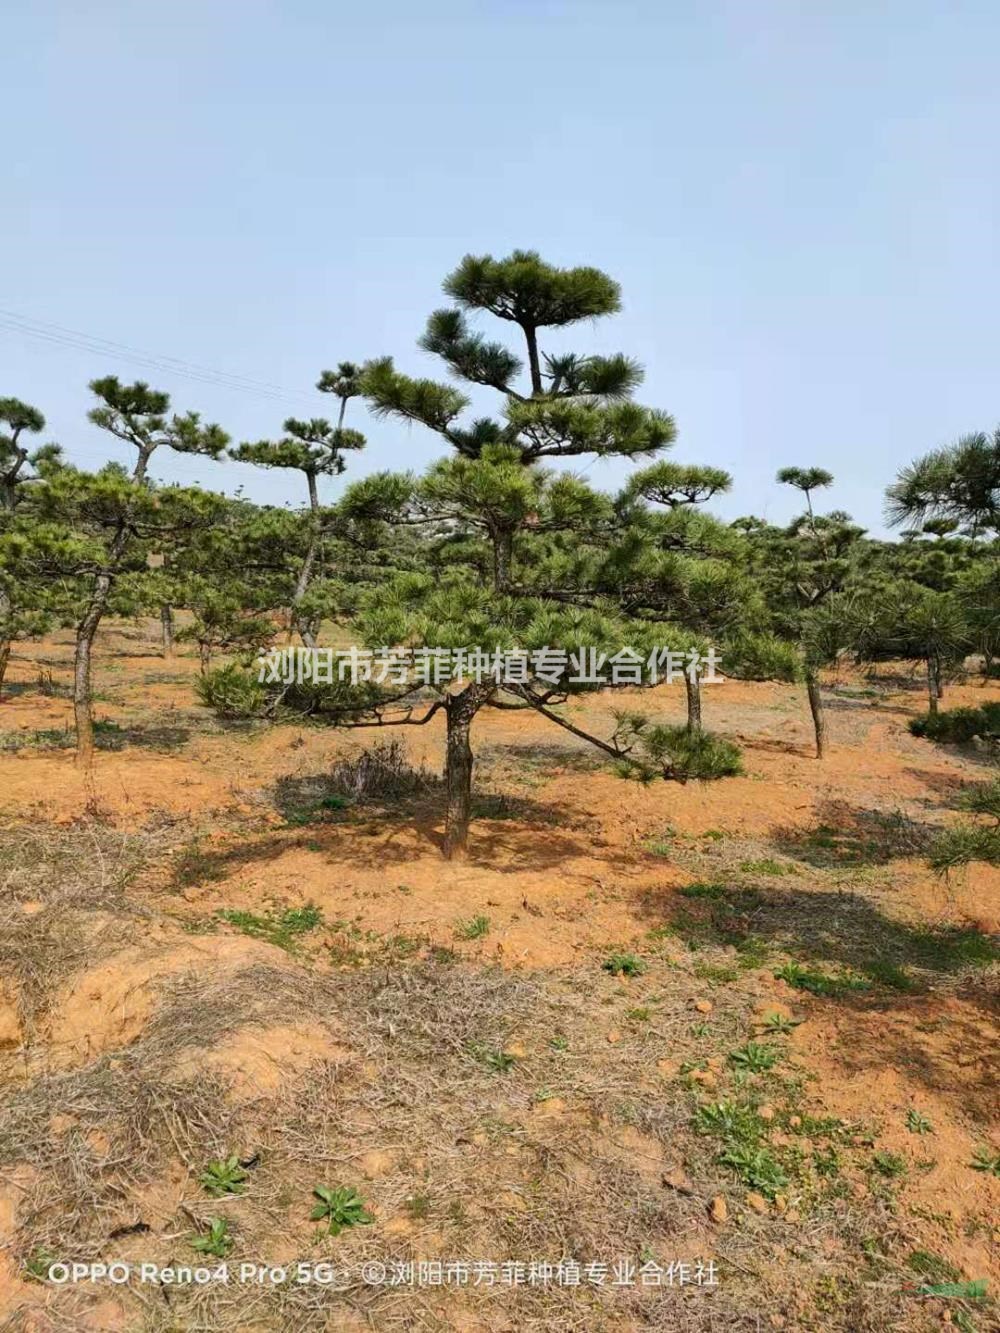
[
  {"left": 622, "top": 460, "right": 732, "bottom": 508},
  {"left": 357, "top": 251, "right": 674, "bottom": 462},
  {"left": 776, "top": 466, "right": 834, "bottom": 495},
  {"left": 885, "top": 430, "right": 1000, "bottom": 535},
  {"left": 87, "top": 377, "right": 229, "bottom": 462},
  {"left": 442, "top": 250, "right": 621, "bottom": 328},
  {"left": 234, "top": 417, "right": 365, "bottom": 478}
]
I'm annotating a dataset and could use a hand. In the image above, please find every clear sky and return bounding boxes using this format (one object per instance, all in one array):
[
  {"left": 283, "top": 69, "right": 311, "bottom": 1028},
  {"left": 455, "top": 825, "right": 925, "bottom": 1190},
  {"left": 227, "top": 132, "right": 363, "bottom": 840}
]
[{"left": 4, "top": 1, "right": 998, "bottom": 534}]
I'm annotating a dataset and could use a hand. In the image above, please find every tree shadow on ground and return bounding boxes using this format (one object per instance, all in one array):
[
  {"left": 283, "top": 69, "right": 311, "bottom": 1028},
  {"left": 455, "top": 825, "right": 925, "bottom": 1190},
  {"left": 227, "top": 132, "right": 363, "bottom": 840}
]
[
  {"left": 0, "top": 721, "right": 191, "bottom": 754},
  {"left": 479, "top": 741, "right": 607, "bottom": 771},
  {"left": 635, "top": 879, "right": 999, "bottom": 1109},
  {"left": 901, "top": 768, "right": 979, "bottom": 808},
  {"left": 770, "top": 799, "right": 939, "bottom": 868}
]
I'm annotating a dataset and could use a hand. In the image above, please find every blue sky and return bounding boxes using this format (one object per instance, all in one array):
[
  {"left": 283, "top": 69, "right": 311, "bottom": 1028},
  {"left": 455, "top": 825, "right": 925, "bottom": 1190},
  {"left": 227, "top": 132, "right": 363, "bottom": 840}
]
[{"left": 4, "top": 1, "right": 998, "bottom": 534}]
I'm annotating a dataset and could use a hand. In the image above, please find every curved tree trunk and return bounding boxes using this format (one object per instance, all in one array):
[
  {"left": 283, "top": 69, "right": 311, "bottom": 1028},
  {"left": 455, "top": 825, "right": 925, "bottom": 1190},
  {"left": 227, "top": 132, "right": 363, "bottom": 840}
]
[
  {"left": 442, "top": 684, "right": 491, "bottom": 859},
  {"left": 685, "top": 671, "right": 702, "bottom": 734},
  {"left": 0, "top": 637, "right": 10, "bottom": 700},
  {"left": 160, "top": 603, "right": 174, "bottom": 657},
  {"left": 806, "top": 675, "right": 826, "bottom": 759}
]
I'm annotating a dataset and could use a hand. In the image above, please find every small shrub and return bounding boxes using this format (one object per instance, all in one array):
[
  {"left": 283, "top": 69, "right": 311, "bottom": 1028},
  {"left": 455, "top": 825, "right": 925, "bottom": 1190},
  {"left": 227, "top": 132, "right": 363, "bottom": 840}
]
[
  {"left": 602, "top": 951, "right": 645, "bottom": 977},
  {"left": 310, "top": 1186, "right": 374, "bottom": 1236},
  {"left": 909, "top": 701, "right": 1000, "bottom": 743},
  {"left": 662, "top": 727, "right": 743, "bottom": 780},
  {"left": 196, "top": 664, "right": 267, "bottom": 718},
  {"left": 199, "top": 1156, "right": 249, "bottom": 1197},
  {"left": 327, "top": 739, "right": 436, "bottom": 801},
  {"left": 929, "top": 825, "right": 1000, "bottom": 872}
]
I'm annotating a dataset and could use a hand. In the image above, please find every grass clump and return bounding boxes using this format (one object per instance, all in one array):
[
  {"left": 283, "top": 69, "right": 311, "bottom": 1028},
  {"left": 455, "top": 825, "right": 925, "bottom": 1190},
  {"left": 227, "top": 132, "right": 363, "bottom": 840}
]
[
  {"left": 774, "top": 962, "right": 871, "bottom": 998},
  {"left": 871, "top": 1150, "right": 907, "bottom": 1178},
  {"left": 454, "top": 913, "right": 490, "bottom": 940},
  {"left": 739, "top": 857, "right": 789, "bottom": 876},
  {"left": 217, "top": 904, "right": 322, "bottom": 951},
  {"left": 602, "top": 951, "right": 645, "bottom": 977}
]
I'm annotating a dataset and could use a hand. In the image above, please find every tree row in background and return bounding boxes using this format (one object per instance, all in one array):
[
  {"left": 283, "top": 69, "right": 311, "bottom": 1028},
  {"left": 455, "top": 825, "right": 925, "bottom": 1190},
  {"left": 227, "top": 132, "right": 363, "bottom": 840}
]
[{"left": 3, "top": 252, "right": 1000, "bottom": 855}]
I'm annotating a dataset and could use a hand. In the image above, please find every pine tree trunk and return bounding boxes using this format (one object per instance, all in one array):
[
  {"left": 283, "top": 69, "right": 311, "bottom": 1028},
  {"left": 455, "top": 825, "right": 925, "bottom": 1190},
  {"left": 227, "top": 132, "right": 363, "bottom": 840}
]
[
  {"left": 160, "top": 604, "right": 174, "bottom": 657},
  {"left": 291, "top": 472, "right": 320, "bottom": 648},
  {"left": 74, "top": 577, "right": 111, "bottom": 765},
  {"left": 491, "top": 527, "right": 514, "bottom": 594},
  {"left": 685, "top": 671, "right": 703, "bottom": 733},
  {"left": 0, "top": 585, "right": 11, "bottom": 701},
  {"left": 442, "top": 685, "right": 490, "bottom": 860},
  {"left": 522, "top": 323, "right": 543, "bottom": 396},
  {"left": 927, "top": 658, "right": 939, "bottom": 714},
  {"left": 806, "top": 676, "right": 826, "bottom": 759}
]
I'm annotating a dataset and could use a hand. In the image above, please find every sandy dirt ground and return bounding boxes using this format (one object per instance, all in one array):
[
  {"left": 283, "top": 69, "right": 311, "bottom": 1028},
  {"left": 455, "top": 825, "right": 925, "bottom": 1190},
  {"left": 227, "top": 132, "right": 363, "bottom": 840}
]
[{"left": 0, "top": 623, "right": 997, "bottom": 1331}]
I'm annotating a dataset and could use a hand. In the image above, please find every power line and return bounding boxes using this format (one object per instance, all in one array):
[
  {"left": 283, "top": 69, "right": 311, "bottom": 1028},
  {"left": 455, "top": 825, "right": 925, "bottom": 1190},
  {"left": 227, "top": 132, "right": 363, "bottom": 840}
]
[{"left": 0, "top": 307, "right": 322, "bottom": 411}]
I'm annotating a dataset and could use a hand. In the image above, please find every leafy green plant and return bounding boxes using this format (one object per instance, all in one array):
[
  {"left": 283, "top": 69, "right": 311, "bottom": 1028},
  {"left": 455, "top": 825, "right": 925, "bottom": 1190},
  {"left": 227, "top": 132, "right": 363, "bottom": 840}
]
[
  {"left": 761, "top": 1012, "right": 803, "bottom": 1035},
  {"left": 198, "top": 1156, "right": 249, "bottom": 1197},
  {"left": 717, "top": 1144, "right": 788, "bottom": 1198},
  {"left": 466, "top": 1041, "right": 517, "bottom": 1072},
  {"left": 454, "top": 913, "right": 490, "bottom": 940},
  {"left": 189, "top": 1218, "right": 233, "bottom": 1258},
  {"left": 22, "top": 1248, "right": 58, "bottom": 1283},
  {"left": 693, "top": 1100, "right": 762, "bottom": 1143},
  {"left": 728, "top": 1042, "right": 779, "bottom": 1073},
  {"left": 969, "top": 1147, "right": 1000, "bottom": 1176},
  {"left": 813, "top": 1146, "right": 841, "bottom": 1177},
  {"left": 871, "top": 1150, "right": 907, "bottom": 1178},
  {"left": 602, "top": 951, "right": 645, "bottom": 977},
  {"left": 905, "top": 1109, "right": 933, "bottom": 1136},
  {"left": 310, "top": 1186, "right": 374, "bottom": 1236}
]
